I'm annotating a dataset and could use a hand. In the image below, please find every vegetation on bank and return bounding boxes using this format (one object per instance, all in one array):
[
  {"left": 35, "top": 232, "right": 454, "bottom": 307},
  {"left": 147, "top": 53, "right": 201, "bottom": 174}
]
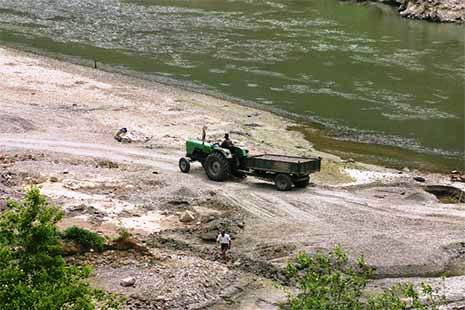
[
  {"left": 61, "top": 225, "right": 106, "bottom": 252},
  {"left": 285, "top": 246, "right": 441, "bottom": 309},
  {"left": 0, "top": 187, "right": 122, "bottom": 310}
]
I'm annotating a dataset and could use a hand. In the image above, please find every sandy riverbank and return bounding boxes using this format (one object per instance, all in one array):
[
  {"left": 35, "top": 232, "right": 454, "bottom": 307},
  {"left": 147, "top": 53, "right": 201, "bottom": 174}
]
[{"left": 1, "top": 47, "right": 465, "bottom": 309}]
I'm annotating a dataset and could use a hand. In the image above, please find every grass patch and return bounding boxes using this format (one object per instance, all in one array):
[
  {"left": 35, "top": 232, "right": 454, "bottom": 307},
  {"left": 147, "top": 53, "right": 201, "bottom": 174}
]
[{"left": 115, "top": 227, "right": 131, "bottom": 242}]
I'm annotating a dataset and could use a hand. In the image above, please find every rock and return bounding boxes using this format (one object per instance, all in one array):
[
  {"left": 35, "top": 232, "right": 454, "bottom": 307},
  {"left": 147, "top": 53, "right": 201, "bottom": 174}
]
[
  {"left": 354, "top": 0, "right": 465, "bottom": 24},
  {"left": 229, "top": 130, "right": 251, "bottom": 137},
  {"left": 200, "top": 231, "right": 218, "bottom": 241},
  {"left": 50, "top": 176, "right": 59, "bottom": 182},
  {"left": 413, "top": 176, "right": 426, "bottom": 182},
  {"left": 402, "top": 167, "right": 410, "bottom": 173},
  {"left": 172, "top": 186, "right": 198, "bottom": 198},
  {"left": 61, "top": 241, "right": 81, "bottom": 256},
  {"left": 120, "top": 277, "right": 136, "bottom": 287},
  {"left": 399, "top": 0, "right": 465, "bottom": 24},
  {"left": 68, "top": 204, "right": 86, "bottom": 212},
  {"left": 179, "top": 211, "right": 196, "bottom": 223},
  {"left": 244, "top": 122, "right": 262, "bottom": 128},
  {"left": 155, "top": 295, "right": 170, "bottom": 301},
  {"left": 63, "top": 180, "right": 97, "bottom": 190},
  {"left": 97, "top": 160, "right": 119, "bottom": 169},
  {"left": 201, "top": 214, "right": 218, "bottom": 223},
  {"left": 450, "top": 172, "right": 465, "bottom": 183},
  {"left": 110, "top": 237, "right": 150, "bottom": 255}
]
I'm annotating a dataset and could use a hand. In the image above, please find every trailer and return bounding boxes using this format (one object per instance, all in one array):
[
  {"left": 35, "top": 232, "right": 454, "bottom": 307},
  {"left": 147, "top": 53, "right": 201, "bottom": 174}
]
[{"left": 244, "top": 154, "right": 321, "bottom": 190}]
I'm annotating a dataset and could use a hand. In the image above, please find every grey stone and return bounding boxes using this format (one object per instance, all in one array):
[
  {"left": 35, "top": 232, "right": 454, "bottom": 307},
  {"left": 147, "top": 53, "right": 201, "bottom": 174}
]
[{"left": 120, "top": 276, "right": 136, "bottom": 287}]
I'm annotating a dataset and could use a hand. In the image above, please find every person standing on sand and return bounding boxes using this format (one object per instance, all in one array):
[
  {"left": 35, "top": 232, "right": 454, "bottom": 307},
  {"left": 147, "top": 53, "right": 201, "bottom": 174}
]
[{"left": 217, "top": 230, "right": 231, "bottom": 259}]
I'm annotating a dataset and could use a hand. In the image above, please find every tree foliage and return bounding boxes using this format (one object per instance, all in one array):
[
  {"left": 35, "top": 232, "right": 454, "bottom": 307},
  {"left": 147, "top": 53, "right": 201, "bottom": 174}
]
[
  {"left": 0, "top": 187, "right": 121, "bottom": 310},
  {"left": 286, "top": 245, "right": 439, "bottom": 310}
]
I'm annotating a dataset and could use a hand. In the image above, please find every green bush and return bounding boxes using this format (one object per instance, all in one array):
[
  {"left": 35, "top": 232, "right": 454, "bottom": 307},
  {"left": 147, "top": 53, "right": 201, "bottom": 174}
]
[
  {"left": 62, "top": 226, "right": 105, "bottom": 252},
  {"left": 0, "top": 187, "right": 122, "bottom": 310},
  {"left": 285, "top": 245, "right": 439, "bottom": 310}
]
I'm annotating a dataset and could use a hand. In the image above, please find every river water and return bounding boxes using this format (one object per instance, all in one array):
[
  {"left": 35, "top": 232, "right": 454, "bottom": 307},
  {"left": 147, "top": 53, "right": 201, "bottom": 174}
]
[{"left": 0, "top": 0, "right": 463, "bottom": 170}]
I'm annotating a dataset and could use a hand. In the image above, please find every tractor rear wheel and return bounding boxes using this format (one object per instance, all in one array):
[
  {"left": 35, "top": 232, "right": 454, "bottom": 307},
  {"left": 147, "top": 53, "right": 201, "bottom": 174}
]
[
  {"left": 294, "top": 177, "right": 310, "bottom": 188},
  {"left": 179, "top": 157, "right": 190, "bottom": 173},
  {"left": 275, "top": 174, "right": 293, "bottom": 191},
  {"left": 205, "top": 152, "right": 231, "bottom": 181}
]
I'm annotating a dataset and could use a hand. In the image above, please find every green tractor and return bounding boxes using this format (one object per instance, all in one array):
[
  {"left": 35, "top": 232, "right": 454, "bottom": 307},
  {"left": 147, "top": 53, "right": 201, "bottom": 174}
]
[
  {"left": 179, "top": 139, "right": 321, "bottom": 191},
  {"left": 178, "top": 140, "right": 248, "bottom": 181}
]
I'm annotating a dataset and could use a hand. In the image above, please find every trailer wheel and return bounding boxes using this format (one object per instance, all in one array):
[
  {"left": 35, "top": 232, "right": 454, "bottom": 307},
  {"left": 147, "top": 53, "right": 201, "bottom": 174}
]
[
  {"left": 179, "top": 157, "right": 191, "bottom": 173},
  {"left": 205, "top": 152, "right": 230, "bottom": 181},
  {"left": 294, "top": 177, "right": 310, "bottom": 188},
  {"left": 275, "top": 174, "right": 293, "bottom": 191}
]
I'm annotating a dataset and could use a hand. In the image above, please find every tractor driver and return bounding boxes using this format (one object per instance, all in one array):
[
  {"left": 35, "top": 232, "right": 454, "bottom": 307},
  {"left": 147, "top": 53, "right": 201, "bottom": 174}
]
[{"left": 221, "top": 133, "right": 234, "bottom": 149}]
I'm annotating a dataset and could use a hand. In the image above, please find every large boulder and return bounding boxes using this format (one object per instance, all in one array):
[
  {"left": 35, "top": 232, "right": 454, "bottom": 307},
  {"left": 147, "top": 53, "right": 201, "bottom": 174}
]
[
  {"left": 399, "top": 0, "right": 465, "bottom": 23},
  {"left": 179, "top": 211, "right": 196, "bottom": 223}
]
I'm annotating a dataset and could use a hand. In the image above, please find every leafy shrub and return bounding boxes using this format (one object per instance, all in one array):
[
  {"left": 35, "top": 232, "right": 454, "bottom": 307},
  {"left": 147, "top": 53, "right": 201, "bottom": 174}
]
[
  {"left": 62, "top": 226, "right": 105, "bottom": 252},
  {"left": 0, "top": 187, "right": 121, "bottom": 309},
  {"left": 286, "top": 245, "right": 439, "bottom": 310}
]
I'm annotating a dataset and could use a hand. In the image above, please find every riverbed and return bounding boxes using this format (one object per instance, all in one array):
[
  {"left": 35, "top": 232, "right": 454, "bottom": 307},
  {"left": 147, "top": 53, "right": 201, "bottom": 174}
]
[{"left": 2, "top": 45, "right": 465, "bottom": 309}]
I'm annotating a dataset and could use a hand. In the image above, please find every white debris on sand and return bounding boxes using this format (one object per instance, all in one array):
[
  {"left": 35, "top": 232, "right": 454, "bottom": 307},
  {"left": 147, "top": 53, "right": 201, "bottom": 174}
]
[
  {"left": 341, "top": 168, "right": 409, "bottom": 186},
  {"left": 117, "top": 211, "right": 163, "bottom": 234}
]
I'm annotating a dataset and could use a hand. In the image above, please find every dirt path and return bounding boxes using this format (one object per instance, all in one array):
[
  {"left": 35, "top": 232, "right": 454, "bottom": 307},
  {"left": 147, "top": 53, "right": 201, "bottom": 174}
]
[{"left": 0, "top": 138, "right": 178, "bottom": 171}]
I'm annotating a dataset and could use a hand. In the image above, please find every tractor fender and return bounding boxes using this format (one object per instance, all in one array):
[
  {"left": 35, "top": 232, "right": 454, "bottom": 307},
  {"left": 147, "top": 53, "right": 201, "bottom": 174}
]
[{"left": 212, "top": 148, "right": 233, "bottom": 159}]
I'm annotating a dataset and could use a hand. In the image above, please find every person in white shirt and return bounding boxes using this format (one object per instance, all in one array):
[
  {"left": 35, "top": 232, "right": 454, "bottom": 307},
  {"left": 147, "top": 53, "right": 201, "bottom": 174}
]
[{"left": 216, "top": 230, "right": 231, "bottom": 259}]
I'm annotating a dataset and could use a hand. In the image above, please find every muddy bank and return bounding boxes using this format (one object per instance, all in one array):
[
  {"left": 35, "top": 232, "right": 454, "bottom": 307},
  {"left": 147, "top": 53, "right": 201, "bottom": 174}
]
[{"left": 350, "top": 0, "right": 465, "bottom": 23}]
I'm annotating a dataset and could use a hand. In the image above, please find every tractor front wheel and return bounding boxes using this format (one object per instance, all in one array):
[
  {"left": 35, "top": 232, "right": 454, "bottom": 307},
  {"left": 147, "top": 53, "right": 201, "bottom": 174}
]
[
  {"left": 275, "top": 174, "right": 293, "bottom": 191},
  {"left": 205, "top": 152, "right": 231, "bottom": 181},
  {"left": 179, "top": 157, "right": 191, "bottom": 173}
]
